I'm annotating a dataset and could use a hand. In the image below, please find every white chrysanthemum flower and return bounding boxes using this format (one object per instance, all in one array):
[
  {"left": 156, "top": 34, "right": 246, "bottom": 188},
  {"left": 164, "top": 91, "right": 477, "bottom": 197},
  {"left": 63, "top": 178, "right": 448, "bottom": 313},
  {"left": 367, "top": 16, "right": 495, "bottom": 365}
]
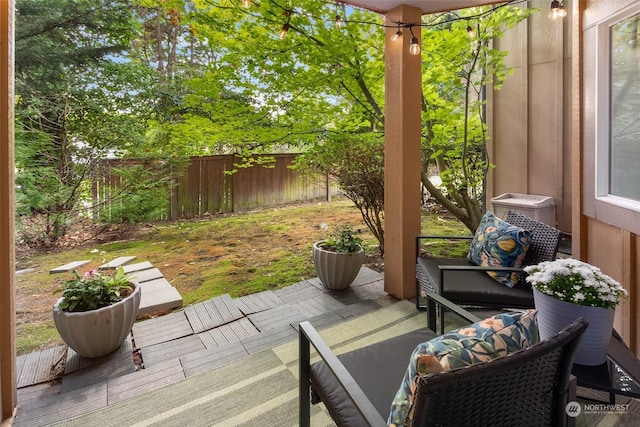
[{"left": 526, "top": 258, "right": 627, "bottom": 308}]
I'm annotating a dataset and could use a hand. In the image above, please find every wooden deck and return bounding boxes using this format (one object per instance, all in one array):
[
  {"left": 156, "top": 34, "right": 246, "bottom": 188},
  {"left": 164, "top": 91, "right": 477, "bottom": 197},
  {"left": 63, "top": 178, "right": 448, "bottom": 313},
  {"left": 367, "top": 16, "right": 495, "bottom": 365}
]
[{"left": 14, "top": 267, "right": 390, "bottom": 427}]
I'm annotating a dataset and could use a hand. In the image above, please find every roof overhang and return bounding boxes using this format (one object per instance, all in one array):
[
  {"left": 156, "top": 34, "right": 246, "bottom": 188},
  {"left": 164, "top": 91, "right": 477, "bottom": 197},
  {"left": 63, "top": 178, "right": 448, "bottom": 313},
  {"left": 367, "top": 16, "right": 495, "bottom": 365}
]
[{"left": 338, "top": 0, "right": 508, "bottom": 15}]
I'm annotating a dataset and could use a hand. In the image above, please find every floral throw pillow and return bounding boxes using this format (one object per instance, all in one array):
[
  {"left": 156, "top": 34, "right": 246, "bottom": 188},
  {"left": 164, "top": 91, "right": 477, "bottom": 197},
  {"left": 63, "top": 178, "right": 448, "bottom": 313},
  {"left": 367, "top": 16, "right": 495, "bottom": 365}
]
[
  {"left": 467, "top": 211, "right": 532, "bottom": 287},
  {"left": 387, "top": 310, "right": 539, "bottom": 427}
]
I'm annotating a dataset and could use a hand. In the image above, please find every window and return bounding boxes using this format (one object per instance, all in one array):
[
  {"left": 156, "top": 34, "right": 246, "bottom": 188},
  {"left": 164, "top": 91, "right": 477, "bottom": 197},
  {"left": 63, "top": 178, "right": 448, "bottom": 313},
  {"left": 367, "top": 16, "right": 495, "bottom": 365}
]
[{"left": 596, "top": 8, "right": 640, "bottom": 210}]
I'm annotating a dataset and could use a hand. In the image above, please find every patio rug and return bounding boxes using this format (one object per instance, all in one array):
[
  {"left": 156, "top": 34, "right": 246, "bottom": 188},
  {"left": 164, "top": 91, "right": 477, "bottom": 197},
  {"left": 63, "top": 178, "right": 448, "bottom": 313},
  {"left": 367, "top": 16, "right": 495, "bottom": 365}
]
[
  {"left": 52, "top": 299, "right": 640, "bottom": 427},
  {"left": 53, "top": 300, "right": 427, "bottom": 427}
]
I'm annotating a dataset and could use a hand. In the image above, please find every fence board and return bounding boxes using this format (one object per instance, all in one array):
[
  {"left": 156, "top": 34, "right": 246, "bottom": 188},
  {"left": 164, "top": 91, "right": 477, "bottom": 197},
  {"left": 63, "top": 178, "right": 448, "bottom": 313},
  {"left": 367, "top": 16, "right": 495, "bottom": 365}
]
[{"left": 95, "top": 154, "right": 336, "bottom": 221}]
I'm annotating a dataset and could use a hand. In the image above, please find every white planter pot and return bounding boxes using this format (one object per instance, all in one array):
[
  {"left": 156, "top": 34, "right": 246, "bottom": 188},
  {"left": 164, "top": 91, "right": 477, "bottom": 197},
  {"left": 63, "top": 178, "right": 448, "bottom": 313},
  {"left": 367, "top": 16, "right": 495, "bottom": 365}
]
[
  {"left": 533, "top": 288, "right": 614, "bottom": 366},
  {"left": 312, "top": 241, "right": 365, "bottom": 290},
  {"left": 53, "top": 285, "right": 141, "bottom": 358}
]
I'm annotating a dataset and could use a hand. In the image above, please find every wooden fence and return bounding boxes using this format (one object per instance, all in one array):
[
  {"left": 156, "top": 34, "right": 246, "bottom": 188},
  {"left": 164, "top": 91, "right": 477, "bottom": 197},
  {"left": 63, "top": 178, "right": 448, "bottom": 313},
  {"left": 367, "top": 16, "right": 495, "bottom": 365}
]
[{"left": 93, "top": 154, "right": 337, "bottom": 221}]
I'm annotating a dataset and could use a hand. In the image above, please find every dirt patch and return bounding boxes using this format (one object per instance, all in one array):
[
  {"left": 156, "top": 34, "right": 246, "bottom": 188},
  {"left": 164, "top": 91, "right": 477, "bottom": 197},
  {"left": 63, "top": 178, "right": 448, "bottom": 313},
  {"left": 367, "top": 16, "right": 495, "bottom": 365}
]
[{"left": 15, "top": 199, "right": 390, "bottom": 353}]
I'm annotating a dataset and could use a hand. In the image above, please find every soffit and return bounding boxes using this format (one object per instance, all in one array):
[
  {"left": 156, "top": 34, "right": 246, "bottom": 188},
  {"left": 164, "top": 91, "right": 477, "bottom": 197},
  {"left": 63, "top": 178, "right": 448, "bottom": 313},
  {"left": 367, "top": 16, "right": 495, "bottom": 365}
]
[{"left": 339, "top": 0, "right": 508, "bottom": 15}]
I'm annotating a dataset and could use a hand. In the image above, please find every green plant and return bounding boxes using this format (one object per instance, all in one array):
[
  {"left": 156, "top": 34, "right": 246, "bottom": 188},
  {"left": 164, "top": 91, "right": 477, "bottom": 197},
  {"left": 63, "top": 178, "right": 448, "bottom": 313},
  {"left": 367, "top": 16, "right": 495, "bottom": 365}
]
[
  {"left": 524, "top": 259, "right": 628, "bottom": 309},
  {"left": 298, "top": 133, "right": 385, "bottom": 255},
  {"left": 54, "top": 267, "right": 133, "bottom": 312},
  {"left": 319, "top": 226, "right": 363, "bottom": 253}
]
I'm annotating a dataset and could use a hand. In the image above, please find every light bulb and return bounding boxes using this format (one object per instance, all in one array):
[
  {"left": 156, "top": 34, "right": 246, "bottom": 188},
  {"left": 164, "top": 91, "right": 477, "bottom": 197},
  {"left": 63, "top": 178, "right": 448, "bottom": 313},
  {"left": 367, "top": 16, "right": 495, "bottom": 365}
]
[
  {"left": 548, "top": 1, "right": 566, "bottom": 20},
  {"left": 242, "top": 0, "right": 250, "bottom": 8},
  {"left": 557, "top": 6, "right": 567, "bottom": 18},
  {"left": 391, "top": 30, "right": 402, "bottom": 42},
  {"left": 279, "top": 23, "right": 289, "bottom": 39},
  {"left": 466, "top": 25, "right": 475, "bottom": 38},
  {"left": 409, "top": 37, "right": 420, "bottom": 55},
  {"left": 335, "top": 15, "right": 344, "bottom": 28}
]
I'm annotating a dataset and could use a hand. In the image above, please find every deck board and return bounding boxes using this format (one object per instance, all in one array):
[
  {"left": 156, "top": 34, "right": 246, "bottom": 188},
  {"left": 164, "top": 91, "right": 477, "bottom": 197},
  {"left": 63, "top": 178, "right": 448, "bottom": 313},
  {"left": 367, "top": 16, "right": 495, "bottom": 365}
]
[
  {"left": 198, "top": 318, "right": 260, "bottom": 348},
  {"left": 64, "top": 336, "right": 133, "bottom": 375},
  {"left": 139, "top": 334, "right": 205, "bottom": 367},
  {"left": 14, "top": 382, "right": 107, "bottom": 427},
  {"left": 61, "top": 339, "right": 135, "bottom": 393},
  {"left": 16, "top": 346, "right": 65, "bottom": 388},
  {"left": 294, "top": 293, "right": 346, "bottom": 316},
  {"left": 14, "top": 268, "right": 391, "bottom": 426},
  {"left": 212, "top": 293, "right": 244, "bottom": 324},
  {"left": 234, "top": 290, "right": 285, "bottom": 315},
  {"left": 184, "top": 294, "right": 243, "bottom": 333},
  {"left": 247, "top": 304, "right": 308, "bottom": 331},
  {"left": 273, "top": 281, "right": 326, "bottom": 304},
  {"left": 107, "top": 358, "right": 185, "bottom": 405},
  {"left": 132, "top": 311, "right": 193, "bottom": 348},
  {"left": 240, "top": 325, "right": 298, "bottom": 355},
  {"left": 181, "top": 341, "right": 249, "bottom": 377}
]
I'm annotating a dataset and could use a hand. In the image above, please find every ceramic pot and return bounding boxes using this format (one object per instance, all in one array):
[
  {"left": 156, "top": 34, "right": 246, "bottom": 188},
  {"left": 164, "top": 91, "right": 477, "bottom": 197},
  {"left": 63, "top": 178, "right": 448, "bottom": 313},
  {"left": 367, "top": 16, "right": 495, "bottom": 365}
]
[
  {"left": 533, "top": 288, "right": 614, "bottom": 366},
  {"left": 53, "top": 284, "right": 141, "bottom": 358},
  {"left": 312, "top": 241, "right": 365, "bottom": 290}
]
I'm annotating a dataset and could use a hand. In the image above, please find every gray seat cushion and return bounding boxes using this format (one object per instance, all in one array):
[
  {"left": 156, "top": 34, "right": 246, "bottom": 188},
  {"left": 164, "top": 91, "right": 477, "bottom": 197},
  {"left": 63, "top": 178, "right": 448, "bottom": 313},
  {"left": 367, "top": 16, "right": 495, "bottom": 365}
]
[
  {"left": 309, "top": 327, "right": 436, "bottom": 426},
  {"left": 417, "top": 257, "right": 534, "bottom": 308}
]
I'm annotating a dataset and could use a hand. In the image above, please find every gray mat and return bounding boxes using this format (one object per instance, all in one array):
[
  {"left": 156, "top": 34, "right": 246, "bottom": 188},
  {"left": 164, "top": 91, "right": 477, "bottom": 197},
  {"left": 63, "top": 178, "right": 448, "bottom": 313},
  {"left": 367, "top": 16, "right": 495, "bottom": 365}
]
[{"left": 53, "top": 301, "right": 424, "bottom": 427}]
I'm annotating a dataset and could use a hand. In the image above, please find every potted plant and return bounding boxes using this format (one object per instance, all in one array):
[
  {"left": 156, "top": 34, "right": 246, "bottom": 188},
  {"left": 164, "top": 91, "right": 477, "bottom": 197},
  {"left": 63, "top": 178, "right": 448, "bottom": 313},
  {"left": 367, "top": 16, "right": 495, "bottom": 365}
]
[
  {"left": 53, "top": 266, "right": 141, "bottom": 358},
  {"left": 524, "top": 258, "right": 628, "bottom": 365},
  {"left": 312, "top": 225, "right": 366, "bottom": 290}
]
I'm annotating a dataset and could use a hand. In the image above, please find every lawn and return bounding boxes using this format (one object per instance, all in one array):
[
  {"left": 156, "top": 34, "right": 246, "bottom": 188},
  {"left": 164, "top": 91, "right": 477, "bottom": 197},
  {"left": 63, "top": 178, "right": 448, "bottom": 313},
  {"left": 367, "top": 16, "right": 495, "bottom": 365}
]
[{"left": 15, "top": 198, "right": 470, "bottom": 355}]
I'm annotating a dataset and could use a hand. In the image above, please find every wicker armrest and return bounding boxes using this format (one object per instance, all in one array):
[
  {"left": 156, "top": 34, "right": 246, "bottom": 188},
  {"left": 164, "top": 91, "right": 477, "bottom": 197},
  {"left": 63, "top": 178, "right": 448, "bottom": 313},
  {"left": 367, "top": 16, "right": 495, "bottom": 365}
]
[{"left": 299, "top": 321, "right": 387, "bottom": 427}]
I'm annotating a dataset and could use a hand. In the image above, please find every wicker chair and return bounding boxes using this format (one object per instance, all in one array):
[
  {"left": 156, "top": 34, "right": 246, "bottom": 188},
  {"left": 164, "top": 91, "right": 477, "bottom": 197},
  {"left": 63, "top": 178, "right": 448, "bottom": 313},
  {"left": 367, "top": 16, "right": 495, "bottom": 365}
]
[
  {"left": 299, "top": 312, "right": 587, "bottom": 427},
  {"left": 416, "top": 210, "right": 564, "bottom": 312}
]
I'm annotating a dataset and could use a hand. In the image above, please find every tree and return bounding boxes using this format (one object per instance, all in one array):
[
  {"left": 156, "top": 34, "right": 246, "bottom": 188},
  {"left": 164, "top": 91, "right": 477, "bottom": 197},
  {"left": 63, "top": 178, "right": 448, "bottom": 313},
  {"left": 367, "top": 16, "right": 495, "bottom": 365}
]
[
  {"left": 15, "top": 0, "right": 159, "bottom": 243},
  {"left": 147, "top": 1, "right": 385, "bottom": 156},
  {"left": 419, "top": 8, "right": 533, "bottom": 231},
  {"left": 175, "top": 2, "right": 530, "bottom": 233},
  {"left": 298, "top": 133, "right": 385, "bottom": 255}
]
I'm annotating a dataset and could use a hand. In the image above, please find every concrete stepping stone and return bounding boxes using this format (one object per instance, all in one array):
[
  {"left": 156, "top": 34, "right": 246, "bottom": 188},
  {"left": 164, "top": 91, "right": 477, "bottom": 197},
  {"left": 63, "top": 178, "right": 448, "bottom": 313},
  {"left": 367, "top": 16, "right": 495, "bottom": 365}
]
[
  {"left": 121, "top": 261, "right": 154, "bottom": 273},
  {"left": 138, "top": 282, "right": 183, "bottom": 317},
  {"left": 49, "top": 260, "right": 91, "bottom": 274},
  {"left": 128, "top": 268, "right": 163, "bottom": 284},
  {"left": 98, "top": 256, "right": 137, "bottom": 270}
]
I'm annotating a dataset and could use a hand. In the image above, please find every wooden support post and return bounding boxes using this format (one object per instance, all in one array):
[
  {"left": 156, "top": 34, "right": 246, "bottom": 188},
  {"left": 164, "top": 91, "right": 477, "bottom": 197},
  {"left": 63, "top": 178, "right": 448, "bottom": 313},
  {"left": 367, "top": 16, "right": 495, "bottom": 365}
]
[
  {"left": 383, "top": 5, "right": 422, "bottom": 299},
  {"left": 0, "top": 0, "right": 16, "bottom": 421}
]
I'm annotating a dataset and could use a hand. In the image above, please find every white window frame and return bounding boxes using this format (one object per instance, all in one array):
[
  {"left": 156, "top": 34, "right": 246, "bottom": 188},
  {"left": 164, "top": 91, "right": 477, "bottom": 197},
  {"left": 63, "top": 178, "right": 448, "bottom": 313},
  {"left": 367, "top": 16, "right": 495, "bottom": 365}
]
[{"left": 595, "top": 4, "right": 640, "bottom": 212}]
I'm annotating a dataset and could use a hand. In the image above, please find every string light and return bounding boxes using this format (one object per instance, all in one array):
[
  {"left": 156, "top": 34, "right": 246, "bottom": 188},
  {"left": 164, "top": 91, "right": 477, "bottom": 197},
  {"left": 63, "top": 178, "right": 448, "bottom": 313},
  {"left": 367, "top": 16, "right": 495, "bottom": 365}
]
[
  {"left": 466, "top": 22, "right": 475, "bottom": 38},
  {"left": 408, "top": 26, "right": 420, "bottom": 56},
  {"left": 391, "top": 24, "right": 402, "bottom": 42},
  {"left": 279, "top": 9, "right": 292, "bottom": 39},
  {"left": 548, "top": 0, "right": 567, "bottom": 20},
  {"left": 242, "top": 0, "right": 251, "bottom": 8},
  {"left": 279, "top": 22, "right": 290, "bottom": 39},
  {"left": 265, "top": 0, "right": 530, "bottom": 53}
]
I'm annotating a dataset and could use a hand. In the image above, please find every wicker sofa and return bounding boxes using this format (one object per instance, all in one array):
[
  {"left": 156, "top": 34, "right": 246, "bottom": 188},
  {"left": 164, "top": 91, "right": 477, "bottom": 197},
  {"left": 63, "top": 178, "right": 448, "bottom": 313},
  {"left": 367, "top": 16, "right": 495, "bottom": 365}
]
[
  {"left": 415, "top": 210, "right": 564, "bottom": 312},
  {"left": 299, "top": 296, "right": 586, "bottom": 427}
]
